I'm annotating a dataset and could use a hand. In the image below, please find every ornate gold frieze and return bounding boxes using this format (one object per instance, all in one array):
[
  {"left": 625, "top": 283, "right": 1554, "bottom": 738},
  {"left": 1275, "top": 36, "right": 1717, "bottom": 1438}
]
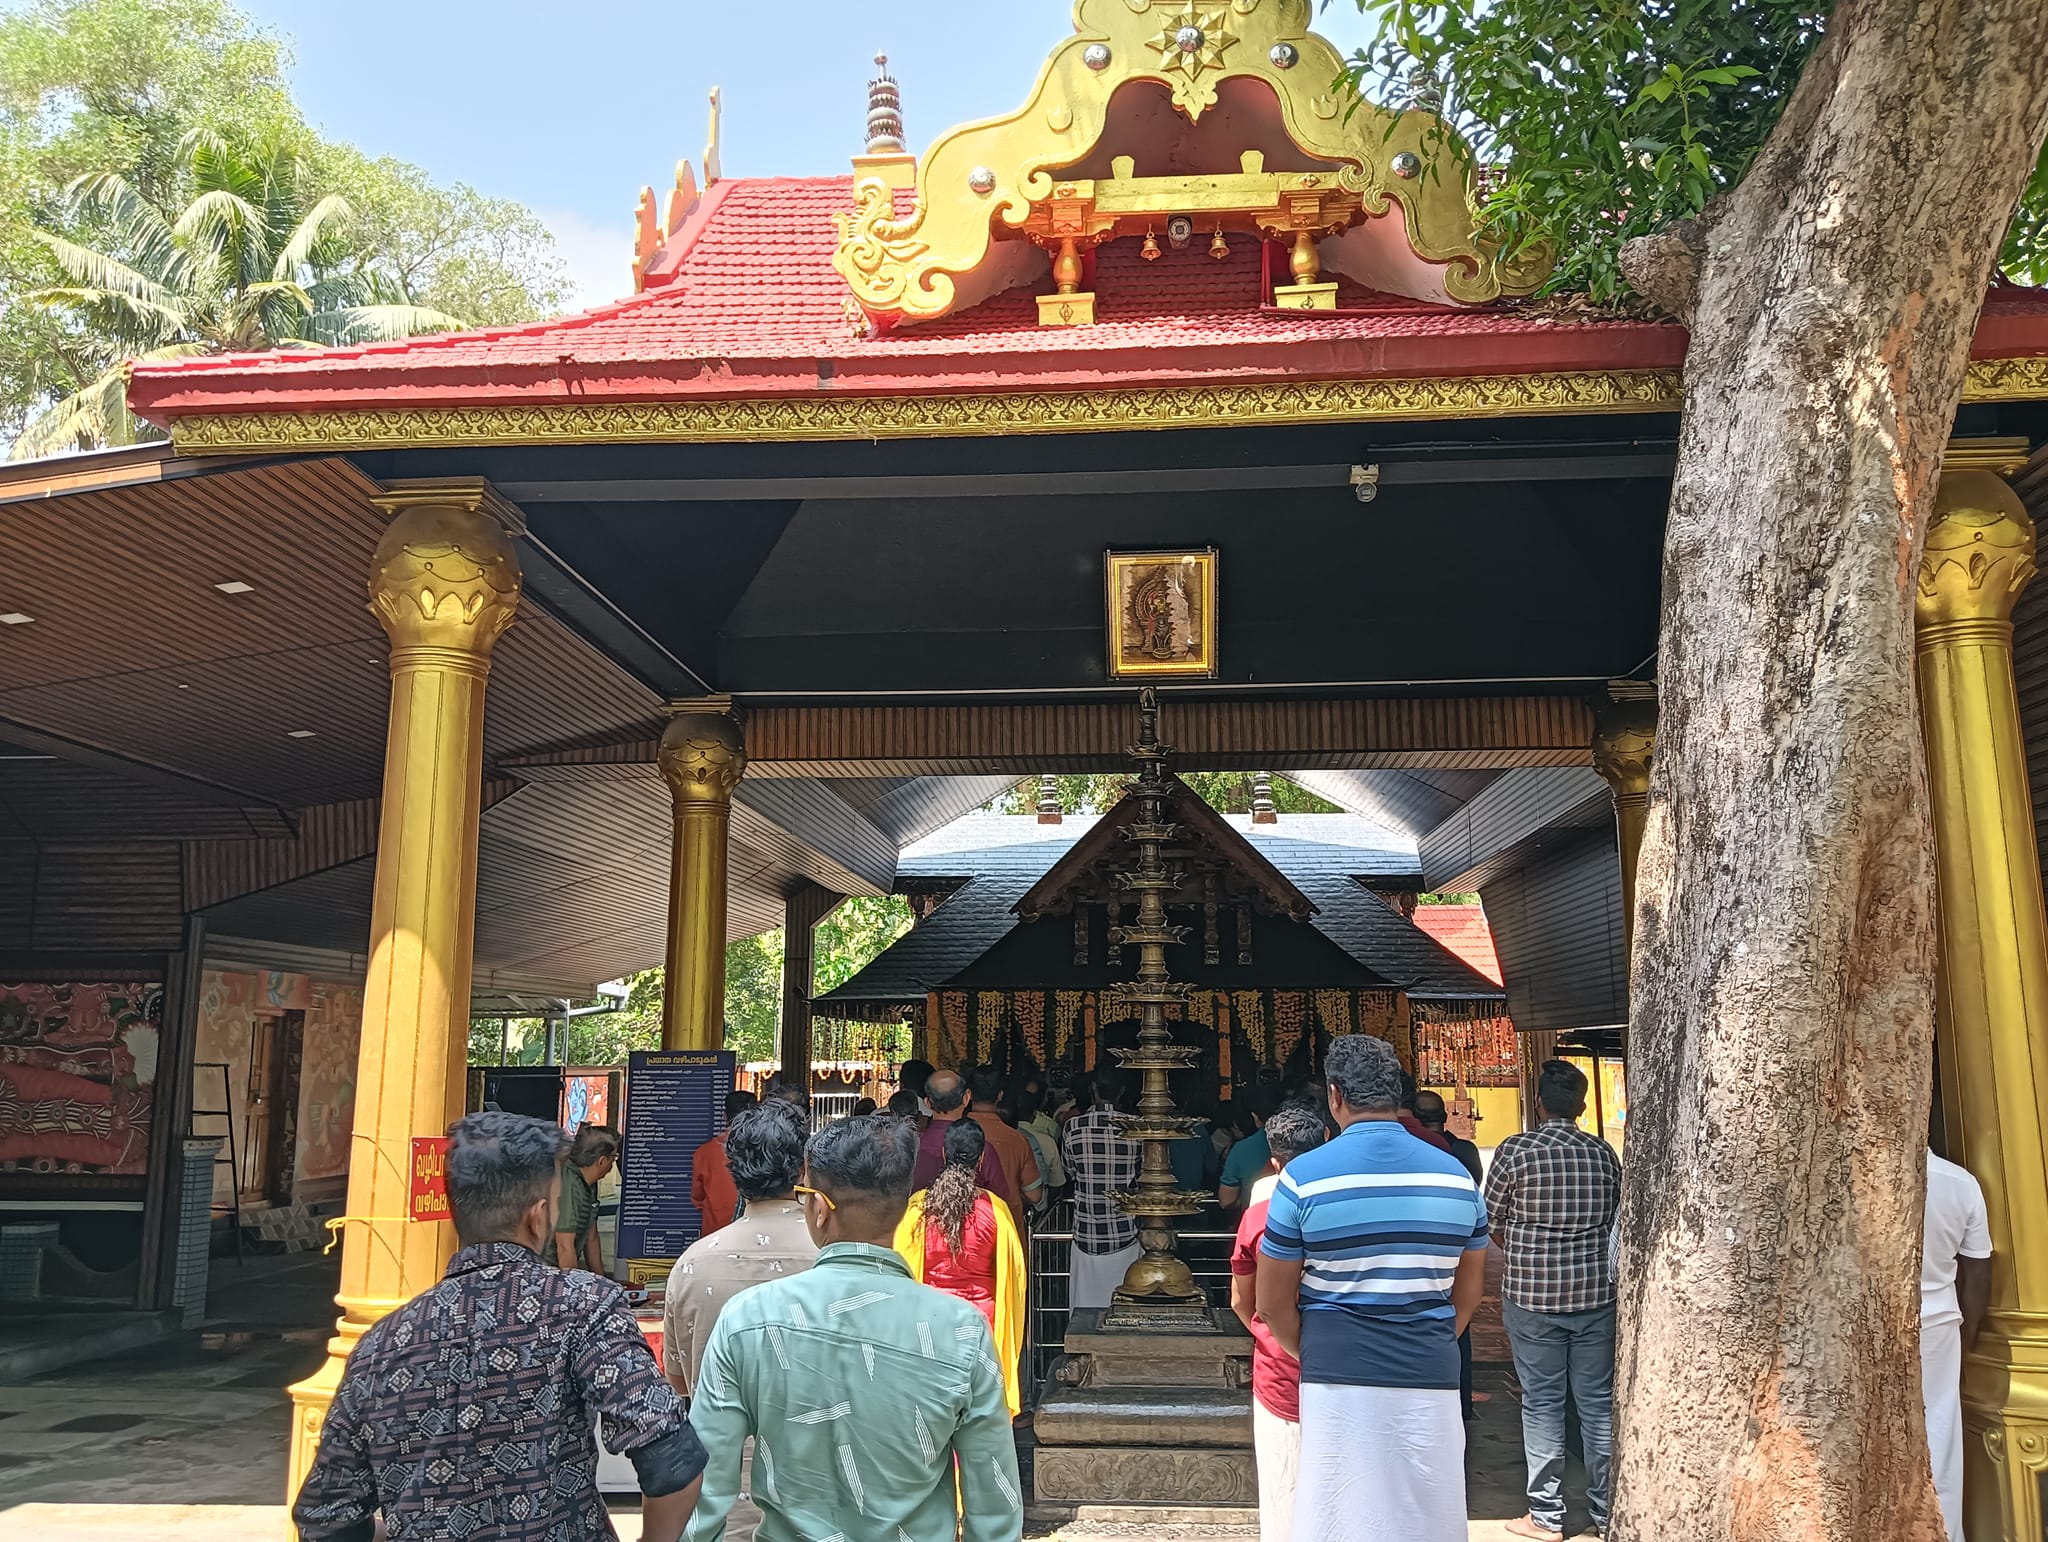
[
  {"left": 832, "top": 0, "right": 1551, "bottom": 323},
  {"left": 163, "top": 354, "right": 2048, "bottom": 454},
  {"left": 165, "top": 368, "right": 1682, "bottom": 453}
]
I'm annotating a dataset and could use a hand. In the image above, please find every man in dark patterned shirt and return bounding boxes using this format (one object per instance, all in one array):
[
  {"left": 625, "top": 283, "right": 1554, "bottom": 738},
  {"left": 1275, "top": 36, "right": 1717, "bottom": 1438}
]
[
  {"left": 1483, "top": 1060, "right": 1624, "bottom": 1541},
  {"left": 1060, "top": 1066, "right": 1141, "bottom": 1310},
  {"left": 294, "top": 1112, "right": 706, "bottom": 1542}
]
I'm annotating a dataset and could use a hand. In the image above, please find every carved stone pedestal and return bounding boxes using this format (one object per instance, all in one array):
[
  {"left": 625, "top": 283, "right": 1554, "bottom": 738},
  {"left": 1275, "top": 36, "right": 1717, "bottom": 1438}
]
[{"left": 1032, "top": 1308, "right": 1258, "bottom": 1509}]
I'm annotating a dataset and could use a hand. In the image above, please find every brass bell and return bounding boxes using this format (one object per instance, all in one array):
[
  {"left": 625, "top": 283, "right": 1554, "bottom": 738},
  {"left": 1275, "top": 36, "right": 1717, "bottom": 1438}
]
[
  {"left": 1209, "top": 226, "right": 1229, "bottom": 259},
  {"left": 1140, "top": 227, "right": 1161, "bottom": 261}
]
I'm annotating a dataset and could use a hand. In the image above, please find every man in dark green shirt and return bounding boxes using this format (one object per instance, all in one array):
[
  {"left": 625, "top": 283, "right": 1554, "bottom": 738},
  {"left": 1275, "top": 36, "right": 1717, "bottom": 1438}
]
[{"left": 556, "top": 1124, "right": 619, "bottom": 1273}]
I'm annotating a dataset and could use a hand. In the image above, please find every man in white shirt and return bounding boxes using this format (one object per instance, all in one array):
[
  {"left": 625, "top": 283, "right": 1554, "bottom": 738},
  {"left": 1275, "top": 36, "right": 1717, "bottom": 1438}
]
[{"left": 1922, "top": 1149, "right": 1992, "bottom": 1542}]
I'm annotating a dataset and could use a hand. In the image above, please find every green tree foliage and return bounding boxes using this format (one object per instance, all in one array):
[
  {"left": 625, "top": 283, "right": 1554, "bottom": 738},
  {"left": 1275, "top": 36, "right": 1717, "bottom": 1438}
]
[
  {"left": 0, "top": 0, "right": 568, "bottom": 452},
  {"left": 987, "top": 771, "right": 1339, "bottom": 816},
  {"left": 468, "top": 898, "right": 918, "bottom": 1070},
  {"left": 19, "top": 128, "right": 469, "bottom": 456},
  {"left": 813, "top": 895, "right": 915, "bottom": 994},
  {"left": 1342, "top": 0, "right": 2048, "bottom": 300}
]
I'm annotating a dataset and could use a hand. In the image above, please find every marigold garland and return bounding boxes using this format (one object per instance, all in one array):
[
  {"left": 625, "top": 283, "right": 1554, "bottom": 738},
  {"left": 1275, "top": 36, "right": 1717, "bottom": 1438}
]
[
  {"left": 1273, "top": 991, "right": 1307, "bottom": 1067},
  {"left": 940, "top": 992, "right": 970, "bottom": 1070},
  {"left": 1054, "top": 991, "right": 1085, "bottom": 1065},
  {"left": 975, "top": 991, "right": 1007, "bottom": 1066},
  {"left": 1016, "top": 991, "right": 1047, "bottom": 1070},
  {"left": 1233, "top": 991, "right": 1267, "bottom": 1066}
]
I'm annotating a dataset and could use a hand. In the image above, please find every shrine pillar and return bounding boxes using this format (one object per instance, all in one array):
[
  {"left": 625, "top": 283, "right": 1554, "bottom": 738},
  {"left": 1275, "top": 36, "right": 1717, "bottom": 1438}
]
[
  {"left": 1915, "top": 438, "right": 2048, "bottom": 1542},
  {"left": 658, "top": 700, "right": 745, "bottom": 1051},
  {"left": 286, "top": 482, "right": 520, "bottom": 1508},
  {"left": 779, "top": 882, "right": 841, "bottom": 1084},
  {"left": 1591, "top": 680, "right": 1657, "bottom": 959}
]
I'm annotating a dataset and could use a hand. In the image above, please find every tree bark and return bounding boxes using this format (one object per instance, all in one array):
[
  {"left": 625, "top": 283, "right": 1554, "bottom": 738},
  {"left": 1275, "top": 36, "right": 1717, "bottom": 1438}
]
[{"left": 1612, "top": 3, "right": 2048, "bottom": 1540}]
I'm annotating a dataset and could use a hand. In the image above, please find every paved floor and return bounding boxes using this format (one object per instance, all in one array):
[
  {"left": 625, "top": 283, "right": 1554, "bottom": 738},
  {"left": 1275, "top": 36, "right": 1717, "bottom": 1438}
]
[{"left": 0, "top": 1248, "right": 1597, "bottom": 1542}]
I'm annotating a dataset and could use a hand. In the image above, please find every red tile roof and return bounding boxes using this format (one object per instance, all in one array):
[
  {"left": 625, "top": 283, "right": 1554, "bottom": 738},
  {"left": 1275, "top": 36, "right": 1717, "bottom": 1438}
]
[
  {"left": 126, "top": 175, "right": 2048, "bottom": 420},
  {"left": 1408, "top": 903, "right": 1503, "bottom": 987}
]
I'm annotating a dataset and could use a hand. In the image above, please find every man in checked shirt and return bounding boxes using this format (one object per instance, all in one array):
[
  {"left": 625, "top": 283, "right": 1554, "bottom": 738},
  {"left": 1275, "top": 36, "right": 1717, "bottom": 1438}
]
[{"left": 1483, "top": 1059, "right": 1623, "bottom": 1541}]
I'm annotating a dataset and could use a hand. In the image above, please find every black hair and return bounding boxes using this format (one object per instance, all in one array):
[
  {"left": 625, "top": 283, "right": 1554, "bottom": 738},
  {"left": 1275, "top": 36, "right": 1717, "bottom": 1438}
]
[
  {"left": 1091, "top": 1066, "right": 1126, "bottom": 1107},
  {"left": 1264, "top": 1101, "right": 1329, "bottom": 1164},
  {"left": 1412, "top": 1088, "right": 1450, "bottom": 1127},
  {"left": 925, "top": 1117, "right": 988, "bottom": 1253},
  {"left": 725, "top": 1088, "right": 759, "bottom": 1121},
  {"left": 1015, "top": 1083, "right": 1044, "bottom": 1119},
  {"left": 898, "top": 1058, "right": 936, "bottom": 1095},
  {"left": 1539, "top": 1059, "right": 1590, "bottom": 1121},
  {"left": 1325, "top": 1035, "right": 1403, "bottom": 1114},
  {"left": 942, "top": 1113, "right": 987, "bottom": 1170},
  {"left": 1249, "top": 1081, "right": 1285, "bottom": 1123},
  {"left": 968, "top": 1063, "right": 1003, "bottom": 1103},
  {"left": 1399, "top": 1069, "right": 1421, "bottom": 1113},
  {"left": 567, "top": 1123, "right": 620, "bottom": 1167},
  {"left": 885, "top": 1088, "right": 920, "bottom": 1118},
  {"left": 446, "top": 1110, "right": 570, "bottom": 1245},
  {"left": 804, "top": 1113, "right": 919, "bottom": 1222},
  {"left": 852, "top": 1097, "right": 877, "bottom": 1117},
  {"left": 725, "top": 1098, "right": 808, "bottom": 1202}
]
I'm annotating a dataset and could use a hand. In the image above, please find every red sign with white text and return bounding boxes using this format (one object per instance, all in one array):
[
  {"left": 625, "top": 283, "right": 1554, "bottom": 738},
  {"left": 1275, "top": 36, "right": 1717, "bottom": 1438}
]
[{"left": 409, "top": 1136, "right": 450, "bottom": 1222}]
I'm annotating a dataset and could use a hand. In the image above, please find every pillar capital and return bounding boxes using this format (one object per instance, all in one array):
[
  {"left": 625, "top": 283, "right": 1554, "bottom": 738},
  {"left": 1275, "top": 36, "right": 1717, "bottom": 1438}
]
[
  {"left": 367, "top": 481, "right": 522, "bottom": 659},
  {"left": 657, "top": 699, "right": 746, "bottom": 809},
  {"left": 1918, "top": 439, "right": 2036, "bottom": 637},
  {"left": 1591, "top": 680, "right": 1656, "bottom": 802}
]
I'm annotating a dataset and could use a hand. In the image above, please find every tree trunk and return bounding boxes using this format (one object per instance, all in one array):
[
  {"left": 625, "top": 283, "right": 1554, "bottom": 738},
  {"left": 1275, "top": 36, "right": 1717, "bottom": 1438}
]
[{"left": 1612, "top": 3, "right": 2048, "bottom": 1539}]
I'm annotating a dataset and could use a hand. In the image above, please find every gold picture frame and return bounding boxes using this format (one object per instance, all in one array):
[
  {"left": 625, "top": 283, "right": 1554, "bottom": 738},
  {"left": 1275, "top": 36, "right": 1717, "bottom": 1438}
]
[{"left": 1105, "top": 549, "right": 1219, "bottom": 679}]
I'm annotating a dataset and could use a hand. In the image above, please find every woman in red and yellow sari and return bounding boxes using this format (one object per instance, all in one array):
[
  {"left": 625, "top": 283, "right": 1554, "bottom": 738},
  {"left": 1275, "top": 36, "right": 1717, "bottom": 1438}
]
[{"left": 893, "top": 1115, "right": 1026, "bottom": 1416}]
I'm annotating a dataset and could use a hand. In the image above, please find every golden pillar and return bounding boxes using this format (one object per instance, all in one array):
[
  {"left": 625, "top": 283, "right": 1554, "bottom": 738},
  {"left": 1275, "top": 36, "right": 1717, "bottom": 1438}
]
[
  {"left": 1916, "top": 437, "right": 2048, "bottom": 1542},
  {"left": 285, "top": 482, "right": 521, "bottom": 1508},
  {"left": 1591, "top": 680, "right": 1657, "bottom": 957},
  {"left": 657, "top": 700, "right": 745, "bottom": 1050}
]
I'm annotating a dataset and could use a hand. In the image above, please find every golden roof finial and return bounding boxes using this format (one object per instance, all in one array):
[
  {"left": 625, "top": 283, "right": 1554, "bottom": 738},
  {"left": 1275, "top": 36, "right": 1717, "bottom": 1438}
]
[
  {"left": 703, "top": 87, "right": 722, "bottom": 187},
  {"left": 867, "top": 52, "right": 904, "bottom": 154}
]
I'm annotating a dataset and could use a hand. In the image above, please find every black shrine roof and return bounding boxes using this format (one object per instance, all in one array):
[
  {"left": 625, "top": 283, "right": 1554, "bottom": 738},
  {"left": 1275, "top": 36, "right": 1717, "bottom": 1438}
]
[{"left": 816, "top": 811, "right": 1505, "bottom": 1012}]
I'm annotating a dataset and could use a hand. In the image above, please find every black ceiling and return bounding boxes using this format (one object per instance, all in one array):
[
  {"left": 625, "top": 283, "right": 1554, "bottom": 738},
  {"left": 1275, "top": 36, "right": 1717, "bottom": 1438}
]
[{"left": 355, "top": 415, "right": 1680, "bottom": 701}]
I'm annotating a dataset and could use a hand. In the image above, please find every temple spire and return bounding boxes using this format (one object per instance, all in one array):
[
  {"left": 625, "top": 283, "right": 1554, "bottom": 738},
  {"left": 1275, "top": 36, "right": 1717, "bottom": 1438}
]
[
  {"left": 851, "top": 51, "right": 917, "bottom": 190},
  {"left": 1036, "top": 773, "right": 1063, "bottom": 824},
  {"left": 866, "top": 53, "right": 904, "bottom": 154},
  {"left": 1251, "top": 771, "right": 1278, "bottom": 824}
]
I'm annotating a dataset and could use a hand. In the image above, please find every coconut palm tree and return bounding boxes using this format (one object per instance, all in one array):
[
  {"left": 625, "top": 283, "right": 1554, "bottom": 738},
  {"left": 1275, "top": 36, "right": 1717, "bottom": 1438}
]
[{"left": 13, "top": 129, "right": 465, "bottom": 459}]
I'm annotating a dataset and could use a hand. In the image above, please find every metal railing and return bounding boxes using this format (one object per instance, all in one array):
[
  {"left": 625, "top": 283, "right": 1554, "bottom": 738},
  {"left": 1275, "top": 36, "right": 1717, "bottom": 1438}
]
[{"left": 1022, "top": 1199, "right": 1241, "bottom": 1407}]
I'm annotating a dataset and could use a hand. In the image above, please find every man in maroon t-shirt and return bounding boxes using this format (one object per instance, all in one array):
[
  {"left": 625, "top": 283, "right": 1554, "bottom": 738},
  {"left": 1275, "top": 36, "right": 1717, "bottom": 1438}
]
[
  {"left": 909, "top": 1069, "right": 1012, "bottom": 1206},
  {"left": 1229, "top": 1101, "right": 1329, "bottom": 1542}
]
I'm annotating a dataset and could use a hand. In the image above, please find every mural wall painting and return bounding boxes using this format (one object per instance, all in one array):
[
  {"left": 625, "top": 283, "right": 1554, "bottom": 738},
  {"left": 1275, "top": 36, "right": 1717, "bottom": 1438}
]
[
  {"left": 0, "top": 981, "right": 163, "bottom": 1191},
  {"left": 193, "top": 969, "right": 365, "bottom": 1205}
]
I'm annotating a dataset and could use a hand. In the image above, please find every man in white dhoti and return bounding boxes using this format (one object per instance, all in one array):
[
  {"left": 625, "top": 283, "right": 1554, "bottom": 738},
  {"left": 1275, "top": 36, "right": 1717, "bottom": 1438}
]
[
  {"left": 1922, "top": 1148, "right": 1991, "bottom": 1542},
  {"left": 1256, "top": 1035, "right": 1488, "bottom": 1542}
]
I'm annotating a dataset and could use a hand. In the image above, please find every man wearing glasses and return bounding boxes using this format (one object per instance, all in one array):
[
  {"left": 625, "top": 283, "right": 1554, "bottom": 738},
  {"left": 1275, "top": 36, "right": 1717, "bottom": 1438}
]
[{"left": 684, "top": 1113, "right": 1023, "bottom": 1542}]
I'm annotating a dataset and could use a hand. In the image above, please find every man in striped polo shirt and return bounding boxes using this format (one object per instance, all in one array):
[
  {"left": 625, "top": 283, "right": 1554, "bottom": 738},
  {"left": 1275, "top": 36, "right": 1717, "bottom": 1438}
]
[{"left": 1256, "top": 1035, "right": 1488, "bottom": 1542}]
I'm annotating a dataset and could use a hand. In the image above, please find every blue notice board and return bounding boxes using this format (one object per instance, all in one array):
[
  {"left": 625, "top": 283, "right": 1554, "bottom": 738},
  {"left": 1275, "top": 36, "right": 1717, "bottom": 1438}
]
[{"left": 616, "top": 1049, "right": 735, "bottom": 1262}]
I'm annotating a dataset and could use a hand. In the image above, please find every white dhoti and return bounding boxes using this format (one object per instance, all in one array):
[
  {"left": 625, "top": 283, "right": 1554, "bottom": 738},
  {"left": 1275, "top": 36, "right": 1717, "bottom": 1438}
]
[
  {"left": 1922, "top": 1318, "right": 1964, "bottom": 1542},
  {"left": 1253, "top": 1398, "right": 1301, "bottom": 1542},
  {"left": 1293, "top": 1382, "right": 1466, "bottom": 1542},
  {"left": 1069, "top": 1239, "right": 1143, "bottom": 1310}
]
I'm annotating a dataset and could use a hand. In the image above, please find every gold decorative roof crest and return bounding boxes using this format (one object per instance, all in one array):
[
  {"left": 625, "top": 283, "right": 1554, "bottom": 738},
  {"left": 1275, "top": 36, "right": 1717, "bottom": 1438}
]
[{"left": 833, "top": 0, "right": 1550, "bottom": 326}]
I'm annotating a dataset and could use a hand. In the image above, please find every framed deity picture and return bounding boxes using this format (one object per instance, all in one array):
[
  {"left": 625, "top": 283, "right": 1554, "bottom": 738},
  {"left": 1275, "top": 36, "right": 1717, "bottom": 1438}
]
[{"left": 1104, "top": 549, "right": 1219, "bottom": 679}]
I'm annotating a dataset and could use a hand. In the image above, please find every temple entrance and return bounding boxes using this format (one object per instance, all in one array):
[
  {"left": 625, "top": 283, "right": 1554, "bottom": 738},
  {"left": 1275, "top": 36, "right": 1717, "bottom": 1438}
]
[{"left": 239, "top": 1010, "right": 303, "bottom": 1209}]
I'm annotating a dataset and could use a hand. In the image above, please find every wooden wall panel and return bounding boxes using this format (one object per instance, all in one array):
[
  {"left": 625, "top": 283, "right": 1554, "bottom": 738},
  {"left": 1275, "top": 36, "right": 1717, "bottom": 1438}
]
[
  {"left": 505, "top": 696, "right": 1598, "bottom": 779},
  {"left": 30, "top": 843, "right": 185, "bottom": 952}
]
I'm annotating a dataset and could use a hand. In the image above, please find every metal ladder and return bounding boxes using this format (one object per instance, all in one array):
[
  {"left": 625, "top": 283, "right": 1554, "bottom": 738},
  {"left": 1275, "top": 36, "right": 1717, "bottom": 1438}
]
[{"left": 189, "top": 1061, "right": 243, "bottom": 1264}]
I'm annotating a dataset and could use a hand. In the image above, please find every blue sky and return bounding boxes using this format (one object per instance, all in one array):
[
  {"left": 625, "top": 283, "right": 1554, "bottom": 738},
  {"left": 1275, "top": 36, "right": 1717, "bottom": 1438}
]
[{"left": 236, "top": 0, "right": 1383, "bottom": 309}]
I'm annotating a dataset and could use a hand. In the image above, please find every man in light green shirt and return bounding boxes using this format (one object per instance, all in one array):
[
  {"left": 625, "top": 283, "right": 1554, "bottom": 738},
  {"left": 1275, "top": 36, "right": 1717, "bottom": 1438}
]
[{"left": 685, "top": 1114, "right": 1023, "bottom": 1542}]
